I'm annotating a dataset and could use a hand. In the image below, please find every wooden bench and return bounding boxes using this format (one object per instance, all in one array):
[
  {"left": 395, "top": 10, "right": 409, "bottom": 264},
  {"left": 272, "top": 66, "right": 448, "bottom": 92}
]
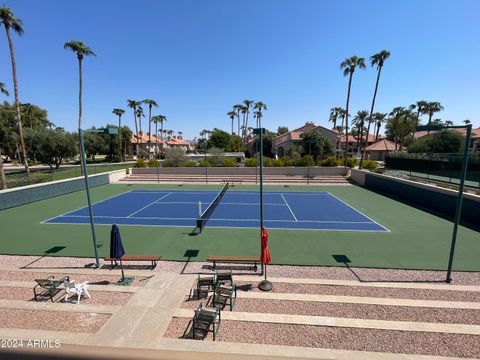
[
  {"left": 207, "top": 256, "right": 262, "bottom": 273},
  {"left": 104, "top": 255, "right": 160, "bottom": 269}
]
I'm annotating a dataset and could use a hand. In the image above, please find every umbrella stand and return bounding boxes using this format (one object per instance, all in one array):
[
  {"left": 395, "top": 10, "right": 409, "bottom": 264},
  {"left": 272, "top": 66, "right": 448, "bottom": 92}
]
[
  {"left": 258, "top": 263, "right": 272, "bottom": 291},
  {"left": 116, "top": 258, "right": 134, "bottom": 286}
]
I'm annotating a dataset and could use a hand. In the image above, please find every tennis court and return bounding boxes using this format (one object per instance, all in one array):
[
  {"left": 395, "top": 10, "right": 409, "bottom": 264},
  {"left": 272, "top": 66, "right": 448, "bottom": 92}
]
[{"left": 43, "top": 188, "right": 389, "bottom": 232}]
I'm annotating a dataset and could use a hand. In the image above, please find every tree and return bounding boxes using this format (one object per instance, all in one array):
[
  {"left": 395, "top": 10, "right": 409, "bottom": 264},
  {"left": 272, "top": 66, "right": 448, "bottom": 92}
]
[
  {"left": 373, "top": 112, "right": 387, "bottom": 141},
  {"left": 127, "top": 100, "right": 142, "bottom": 151},
  {"left": 112, "top": 108, "right": 125, "bottom": 161},
  {"left": 164, "top": 147, "right": 187, "bottom": 167},
  {"left": 153, "top": 115, "right": 167, "bottom": 154},
  {"left": 425, "top": 101, "right": 444, "bottom": 126},
  {"left": 233, "top": 104, "right": 243, "bottom": 137},
  {"left": 277, "top": 126, "right": 289, "bottom": 135},
  {"left": 83, "top": 131, "right": 108, "bottom": 162},
  {"left": 253, "top": 102, "right": 267, "bottom": 128},
  {"left": 302, "top": 130, "right": 334, "bottom": 160},
  {"left": 64, "top": 40, "right": 95, "bottom": 174},
  {"left": 340, "top": 56, "right": 366, "bottom": 165},
  {"left": 463, "top": 119, "right": 471, "bottom": 125},
  {"left": 407, "top": 130, "right": 463, "bottom": 153},
  {"left": 352, "top": 110, "right": 369, "bottom": 155},
  {"left": 136, "top": 106, "right": 145, "bottom": 135},
  {"left": 34, "top": 129, "right": 77, "bottom": 169},
  {"left": 142, "top": 98, "right": 158, "bottom": 149},
  {"left": 227, "top": 111, "right": 236, "bottom": 135},
  {"left": 385, "top": 107, "right": 415, "bottom": 150},
  {"left": 360, "top": 50, "right": 390, "bottom": 169},
  {"left": 410, "top": 100, "right": 428, "bottom": 141},
  {"left": 0, "top": 7, "right": 29, "bottom": 174},
  {"left": 208, "top": 147, "right": 225, "bottom": 166},
  {"left": 208, "top": 129, "right": 231, "bottom": 150},
  {"left": 329, "top": 107, "right": 342, "bottom": 129},
  {"left": 243, "top": 100, "right": 254, "bottom": 136},
  {"left": 0, "top": 85, "right": 9, "bottom": 189}
]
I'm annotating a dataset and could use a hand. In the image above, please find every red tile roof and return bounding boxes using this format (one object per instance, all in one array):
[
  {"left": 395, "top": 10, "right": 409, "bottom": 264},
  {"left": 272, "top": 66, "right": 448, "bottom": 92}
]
[{"left": 365, "top": 139, "right": 398, "bottom": 151}]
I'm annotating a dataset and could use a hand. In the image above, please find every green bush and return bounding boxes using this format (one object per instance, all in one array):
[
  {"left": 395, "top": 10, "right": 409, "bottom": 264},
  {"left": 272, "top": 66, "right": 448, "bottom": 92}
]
[
  {"left": 134, "top": 159, "right": 147, "bottom": 168},
  {"left": 318, "top": 156, "right": 340, "bottom": 167},
  {"left": 345, "top": 157, "right": 357, "bottom": 168},
  {"left": 198, "top": 159, "right": 213, "bottom": 167},
  {"left": 245, "top": 158, "right": 257, "bottom": 167},
  {"left": 361, "top": 160, "right": 378, "bottom": 171},
  {"left": 295, "top": 155, "right": 315, "bottom": 167},
  {"left": 165, "top": 147, "right": 187, "bottom": 167},
  {"left": 148, "top": 159, "right": 160, "bottom": 168},
  {"left": 263, "top": 157, "right": 274, "bottom": 167},
  {"left": 183, "top": 161, "right": 196, "bottom": 167},
  {"left": 223, "top": 158, "right": 237, "bottom": 167},
  {"left": 278, "top": 157, "right": 293, "bottom": 166}
]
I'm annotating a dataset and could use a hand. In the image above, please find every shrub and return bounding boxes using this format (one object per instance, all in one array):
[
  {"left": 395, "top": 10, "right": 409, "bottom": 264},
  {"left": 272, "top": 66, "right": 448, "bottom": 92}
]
[
  {"left": 134, "top": 159, "right": 147, "bottom": 168},
  {"left": 208, "top": 147, "right": 225, "bottom": 167},
  {"left": 165, "top": 147, "right": 187, "bottom": 167},
  {"left": 183, "top": 161, "right": 196, "bottom": 167},
  {"left": 223, "top": 158, "right": 237, "bottom": 167},
  {"left": 345, "top": 157, "right": 357, "bottom": 168},
  {"left": 278, "top": 156, "right": 293, "bottom": 167},
  {"left": 245, "top": 158, "right": 257, "bottom": 167},
  {"left": 295, "top": 155, "right": 315, "bottom": 167},
  {"left": 318, "top": 156, "right": 340, "bottom": 167},
  {"left": 263, "top": 157, "right": 274, "bottom": 167},
  {"left": 361, "top": 160, "right": 378, "bottom": 171},
  {"left": 198, "top": 159, "right": 213, "bottom": 167},
  {"left": 148, "top": 159, "right": 160, "bottom": 168}
]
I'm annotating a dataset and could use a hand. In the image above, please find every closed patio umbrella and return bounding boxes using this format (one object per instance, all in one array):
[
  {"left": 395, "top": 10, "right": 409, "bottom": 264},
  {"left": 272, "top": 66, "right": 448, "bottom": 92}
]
[
  {"left": 110, "top": 224, "right": 126, "bottom": 281},
  {"left": 259, "top": 227, "right": 272, "bottom": 291}
]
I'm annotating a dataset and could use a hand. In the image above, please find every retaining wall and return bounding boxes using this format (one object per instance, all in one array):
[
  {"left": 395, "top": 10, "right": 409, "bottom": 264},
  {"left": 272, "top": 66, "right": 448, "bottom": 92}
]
[
  {"left": 131, "top": 167, "right": 348, "bottom": 176},
  {"left": 0, "top": 169, "right": 126, "bottom": 211},
  {"left": 350, "top": 168, "right": 479, "bottom": 225}
]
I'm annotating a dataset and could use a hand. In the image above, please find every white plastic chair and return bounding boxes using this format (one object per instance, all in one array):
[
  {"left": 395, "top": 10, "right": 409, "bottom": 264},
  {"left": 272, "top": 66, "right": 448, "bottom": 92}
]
[{"left": 63, "top": 280, "right": 90, "bottom": 304}]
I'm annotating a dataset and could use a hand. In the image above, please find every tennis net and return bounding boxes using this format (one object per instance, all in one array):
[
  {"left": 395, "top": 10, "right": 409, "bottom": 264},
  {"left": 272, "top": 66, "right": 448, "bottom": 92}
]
[{"left": 196, "top": 182, "right": 229, "bottom": 231}]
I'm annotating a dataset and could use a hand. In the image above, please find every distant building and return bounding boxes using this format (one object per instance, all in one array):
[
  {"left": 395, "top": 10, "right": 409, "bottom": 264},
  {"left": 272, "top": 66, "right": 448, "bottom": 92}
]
[
  {"left": 414, "top": 127, "right": 480, "bottom": 153},
  {"left": 131, "top": 133, "right": 194, "bottom": 156},
  {"left": 338, "top": 134, "right": 378, "bottom": 157},
  {"left": 271, "top": 122, "right": 317, "bottom": 157},
  {"left": 364, "top": 139, "right": 399, "bottom": 161}
]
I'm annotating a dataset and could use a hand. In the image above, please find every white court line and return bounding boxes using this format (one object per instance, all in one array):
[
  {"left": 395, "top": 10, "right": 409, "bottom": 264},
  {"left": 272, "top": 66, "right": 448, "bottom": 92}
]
[
  {"left": 55, "top": 214, "right": 377, "bottom": 224},
  {"left": 126, "top": 192, "right": 172, "bottom": 218},
  {"left": 280, "top": 193, "right": 298, "bottom": 221},
  {"left": 142, "top": 201, "right": 286, "bottom": 206},
  {"left": 130, "top": 190, "right": 331, "bottom": 195},
  {"left": 326, "top": 192, "right": 391, "bottom": 232},
  {"left": 40, "top": 190, "right": 135, "bottom": 224}
]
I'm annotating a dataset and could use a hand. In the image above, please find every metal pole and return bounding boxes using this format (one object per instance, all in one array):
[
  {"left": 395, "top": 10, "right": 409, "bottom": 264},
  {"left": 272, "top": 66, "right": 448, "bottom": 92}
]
[
  {"left": 204, "top": 136, "right": 208, "bottom": 184},
  {"left": 79, "top": 129, "right": 100, "bottom": 268},
  {"left": 446, "top": 124, "right": 472, "bottom": 283}
]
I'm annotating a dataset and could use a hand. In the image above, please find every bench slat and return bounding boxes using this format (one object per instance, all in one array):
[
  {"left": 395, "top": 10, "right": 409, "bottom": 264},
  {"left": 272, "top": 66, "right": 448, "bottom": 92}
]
[
  {"left": 104, "top": 255, "right": 160, "bottom": 261},
  {"left": 207, "top": 256, "right": 259, "bottom": 262}
]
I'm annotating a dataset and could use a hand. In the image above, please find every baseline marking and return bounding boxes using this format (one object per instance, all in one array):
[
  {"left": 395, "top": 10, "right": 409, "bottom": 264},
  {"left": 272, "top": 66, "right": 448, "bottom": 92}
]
[{"left": 280, "top": 193, "right": 298, "bottom": 222}]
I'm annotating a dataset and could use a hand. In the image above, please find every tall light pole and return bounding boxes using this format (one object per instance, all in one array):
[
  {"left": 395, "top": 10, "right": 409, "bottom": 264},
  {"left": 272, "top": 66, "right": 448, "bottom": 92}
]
[
  {"left": 79, "top": 127, "right": 118, "bottom": 268},
  {"left": 417, "top": 124, "right": 472, "bottom": 283}
]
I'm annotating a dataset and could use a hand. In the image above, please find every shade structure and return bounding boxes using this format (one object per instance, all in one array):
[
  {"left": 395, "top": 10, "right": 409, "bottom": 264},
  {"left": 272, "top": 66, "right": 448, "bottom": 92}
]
[
  {"left": 260, "top": 227, "right": 271, "bottom": 264},
  {"left": 110, "top": 224, "right": 126, "bottom": 280}
]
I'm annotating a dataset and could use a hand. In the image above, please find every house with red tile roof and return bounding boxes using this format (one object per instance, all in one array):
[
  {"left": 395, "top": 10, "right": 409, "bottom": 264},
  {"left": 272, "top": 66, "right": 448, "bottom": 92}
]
[
  {"left": 271, "top": 122, "right": 322, "bottom": 157},
  {"left": 131, "top": 133, "right": 193, "bottom": 157},
  {"left": 338, "top": 133, "right": 379, "bottom": 157},
  {"left": 364, "top": 139, "right": 400, "bottom": 161}
]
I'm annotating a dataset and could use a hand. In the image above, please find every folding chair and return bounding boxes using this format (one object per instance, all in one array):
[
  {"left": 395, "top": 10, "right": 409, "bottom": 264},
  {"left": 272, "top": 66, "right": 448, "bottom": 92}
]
[{"left": 63, "top": 279, "right": 91, "bottom": 304}]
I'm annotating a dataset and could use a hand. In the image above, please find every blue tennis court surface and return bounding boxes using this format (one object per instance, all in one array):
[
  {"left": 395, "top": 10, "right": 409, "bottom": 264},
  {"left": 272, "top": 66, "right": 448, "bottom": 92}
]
[{"left": 43, "top": 189, "right": 389, "bottom": 232}]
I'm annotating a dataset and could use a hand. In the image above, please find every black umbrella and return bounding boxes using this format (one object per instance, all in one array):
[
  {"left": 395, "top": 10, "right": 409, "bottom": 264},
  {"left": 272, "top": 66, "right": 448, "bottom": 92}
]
[{"left": 110, "top": 224, "right": 126, "bottom": 280}]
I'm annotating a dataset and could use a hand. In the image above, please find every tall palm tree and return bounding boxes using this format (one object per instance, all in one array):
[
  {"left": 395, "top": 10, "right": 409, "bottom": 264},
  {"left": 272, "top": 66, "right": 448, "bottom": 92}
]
[
  {"left": 373, "top": 112, "right": 387, "bottom": 141},
  {"left": 156, "top": 115, "right": 167, "bottom": 153},
  {"left": 240, "top": 105, "right": 248, "bottom": 139},
  {"left": 329, "top": 107, "right": 341, "bottom": 129},
  {"left": 227, "top": 111, "right": 236, "bottom": 135},
  {"left": 142, "top": 98, "right": 158, "bottom": 148},
  {"left": 463, "top": 119, "right": 471, "bottom": 125},
  {"left": 127, "top": 100, "right": 142, "bottom": 154},
  {"left": 243, "top": 99, "right": 254, "bottom": 134},
  {"left": 340, "top": 55, "right": 366, "bottom": 165},
  {"left": 112, "top": 108, "right": 125, "bottom": 161},
  {"left": 1, "top": 7, "right": 29, "bottom": 174},
  {"left": 425, "top": 101, "right": 444, "bottom": 126},
  {"left": 353, "top": 110, "right": 369, "bottom": 155},
  {"left": 64, "top": 40, "right": 95, "bottom": 174},
  {"left": 253, "top": 101, "right": 267, "bottom": 128},
  {"left": 444, "top": 120, "right": 453, "bottom": 126},
  {"left": 360, "top": 50, "right": 390, "bottom": 168},
  {"left": 136, "top": 106, "right": 144, "bottom": 135},
  {"left": 0, "top": 81, "right": 9, "bottom": 189},
  {"left": 233, "top": 104, "right": 243, "bottom": 137},
  {"left": 167, "top": 130, "right": 174, "bottom": 138},
  {"left": 410, "top": 100, "right": 428, "bottom": 141}
]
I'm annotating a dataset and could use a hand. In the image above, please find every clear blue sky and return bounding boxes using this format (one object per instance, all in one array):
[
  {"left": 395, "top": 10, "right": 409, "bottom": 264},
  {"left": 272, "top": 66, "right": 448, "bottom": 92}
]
[{"left": 0, "top": 0, "right": 478, "bottom": 139}]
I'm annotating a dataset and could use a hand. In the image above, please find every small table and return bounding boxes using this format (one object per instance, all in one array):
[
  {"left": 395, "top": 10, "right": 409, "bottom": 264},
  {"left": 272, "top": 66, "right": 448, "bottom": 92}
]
[{"left": 33, "top": 276, "right": 70, "bottom": 302}]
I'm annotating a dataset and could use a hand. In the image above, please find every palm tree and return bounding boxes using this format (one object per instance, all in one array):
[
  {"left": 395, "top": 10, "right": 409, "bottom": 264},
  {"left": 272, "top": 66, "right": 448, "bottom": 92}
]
[
  {"left": 373, "top": 112, "right": 387, "bottom": 141},
  {"left": 233, "top": 104, "right": 243, "bottom": 137},
  {"left": 0, "top": 7, "right": 29, "bottom": 174},
  {"left": 243, "top": 99, "right": 254, "bottom": 134},
  {"left": 240, "top": 105, "right": 248, "bottom": 138},
  {"left": 411, "top": 100, "right": 428, "bottom": 141},
  {"left": 0, "top": 81, "right": 9, "bottom": 189},
  {"left": 353, "top": 110, "right": 369, "bottom": 155},
  {"left": 425, "top": 101, "right": 444, "bottom": 126},
  {"left": 64, "top": 40, "right": 95, "bottom": 174},
  {"left": 463, "top": 119, "right": 471, "bottom": 125},
  {"left": 329, "top": 107, "right": 341, "bottom": 129},
  {"left": 360, "top": 50, "right": 390, "bottom": 168},
  {"left": 127, "top": 100, "right": 142, "bottom": 153},
  {"left": 178, "top": 131, "right": 183, "bottom": 138},
  {"left": 112, "top": 108, "right": 125, "bottom": 161},
  {"left": 136, "top": 106, "right": 144, "bottom": 135},
  {"left": 227, "top": 111, "right": 236, "bottom": 135},
  {"left": 253, "top": 102, "right": 267, "bottom": 128},
  {"left": 142, "top": 99, "right": 158, "bottom": 149},
  {"left": 444, "top": 120, "right": 453, "bottom": 126},
  {"left": 340, "top": 56, "right": 366, "bottom": 165}
]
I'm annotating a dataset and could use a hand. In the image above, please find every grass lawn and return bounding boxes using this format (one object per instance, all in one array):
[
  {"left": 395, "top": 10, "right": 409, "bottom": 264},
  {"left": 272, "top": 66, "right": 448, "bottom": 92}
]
[{"left": 0, "top": 183, "right": 478, "bottom": 271}]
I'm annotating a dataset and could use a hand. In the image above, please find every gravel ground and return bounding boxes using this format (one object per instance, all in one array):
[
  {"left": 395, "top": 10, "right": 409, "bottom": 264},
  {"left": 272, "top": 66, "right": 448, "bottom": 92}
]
[
  {"left": 0, "top": 255, "right": 479, "bottom": 285},
  {"left": 0, "top": 270, "right": 148, "bottom": 286},
  {"left": 0, "top": 308, "right": 109, "bottom": 333},
  {"left": 181, "top": 297, "right": 480, "bottom": 325},
  {"left": 0, "top": 286, "right": 133, "bottom": 305},
  {"left": 233, "top": 281, "right": 480, "bottom": 302},
  {"left": 164, "top": 318, "right": 480, "bottom": 358}
]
